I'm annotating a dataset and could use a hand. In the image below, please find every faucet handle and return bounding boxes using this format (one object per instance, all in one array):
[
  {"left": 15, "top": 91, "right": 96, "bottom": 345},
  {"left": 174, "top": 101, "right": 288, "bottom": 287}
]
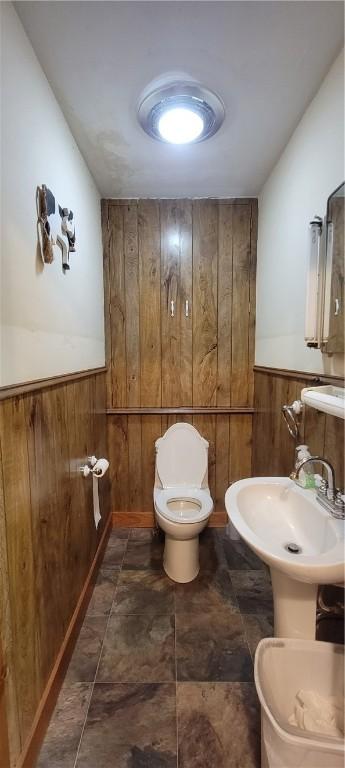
[
  {"left": 335, "top": 490, "right": 345, "bottom": 507},
  {"left": 319, "top": 479, "right": 328, "bottom": 495},
  {"left": 333, "top": 491, "right": 345, "bottom": 519}
]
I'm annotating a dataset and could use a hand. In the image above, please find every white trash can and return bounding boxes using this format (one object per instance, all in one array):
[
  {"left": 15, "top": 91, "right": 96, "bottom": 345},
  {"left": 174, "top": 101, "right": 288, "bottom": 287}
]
[{"left": 254, "top": 638, "right": 344, "bottom": 768}]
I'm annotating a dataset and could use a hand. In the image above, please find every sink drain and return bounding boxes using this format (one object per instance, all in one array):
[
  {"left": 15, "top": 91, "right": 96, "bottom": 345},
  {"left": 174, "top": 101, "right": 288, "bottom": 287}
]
[{"left": 284, "top": 542, "right": 302, "bottom": 554}]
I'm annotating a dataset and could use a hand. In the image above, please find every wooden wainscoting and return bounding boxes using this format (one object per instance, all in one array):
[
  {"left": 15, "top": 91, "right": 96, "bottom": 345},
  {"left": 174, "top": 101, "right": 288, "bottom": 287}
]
[
  {"left": 252, "top": 367, "right": 344, "bottom": 487},
  {"left": 18, "top": 514, "right": 111, "bottom": 768},
  {"left": 103, "top": 198, "right": 258, "bottom": 522},
  {"left": 0, "top": 371, "right": 110, "bottom": 767}
]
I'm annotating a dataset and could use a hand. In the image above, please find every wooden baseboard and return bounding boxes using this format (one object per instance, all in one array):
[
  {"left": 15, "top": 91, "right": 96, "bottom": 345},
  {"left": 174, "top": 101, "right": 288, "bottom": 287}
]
[
  {"left": 112, "top": 510, "right": 227, "bottom": 528},
  {"left": 18, "top": 514, "right": 112, "bottom": 768},
  {"left": 113, "top": 511, "right": 155, "bottom": 528}
]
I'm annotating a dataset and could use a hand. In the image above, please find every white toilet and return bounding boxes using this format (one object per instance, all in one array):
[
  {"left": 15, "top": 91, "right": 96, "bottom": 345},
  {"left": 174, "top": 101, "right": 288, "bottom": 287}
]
[{"left": 153, "top": 422, "right": 214, "bottom": 583}]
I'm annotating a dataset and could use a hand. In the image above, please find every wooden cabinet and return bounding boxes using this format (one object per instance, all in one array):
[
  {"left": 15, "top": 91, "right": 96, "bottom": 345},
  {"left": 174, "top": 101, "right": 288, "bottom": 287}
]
[
  {"left": 103, "top": 198, "right": 258, "bottom": 517},
  {"left": 103, "top": 198, "right": 257, "bottom": 409}
]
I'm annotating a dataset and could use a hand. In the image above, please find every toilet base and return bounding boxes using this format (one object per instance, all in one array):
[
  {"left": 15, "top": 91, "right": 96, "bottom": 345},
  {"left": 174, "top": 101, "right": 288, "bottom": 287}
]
[{"left": 163, "top": 534, "right": 200, "bottom": 583}]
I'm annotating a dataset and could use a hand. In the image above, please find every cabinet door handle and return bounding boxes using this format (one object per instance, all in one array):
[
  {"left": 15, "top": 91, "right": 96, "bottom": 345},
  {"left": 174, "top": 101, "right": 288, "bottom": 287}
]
[
  {"left": 335, "top": 298, "right": 340, "bottom": 316},
  {"left": 170, "top": 300, "right": 175, "bottom": 318},
  {"left": 185, "top": 300, "right": 189, "bottom": 318}
]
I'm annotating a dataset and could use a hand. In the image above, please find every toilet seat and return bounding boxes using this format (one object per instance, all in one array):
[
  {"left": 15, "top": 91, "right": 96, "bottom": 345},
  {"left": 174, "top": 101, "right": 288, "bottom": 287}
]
[{"left": 154, "top": 487, "right": 213, "bottom": 524}]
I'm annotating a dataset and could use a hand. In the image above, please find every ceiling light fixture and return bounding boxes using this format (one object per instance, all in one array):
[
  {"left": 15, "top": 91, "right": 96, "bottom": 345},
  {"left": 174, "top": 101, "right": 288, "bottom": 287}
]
[{"left": 138, "top": 82, "right": 225, "bottom": 145}]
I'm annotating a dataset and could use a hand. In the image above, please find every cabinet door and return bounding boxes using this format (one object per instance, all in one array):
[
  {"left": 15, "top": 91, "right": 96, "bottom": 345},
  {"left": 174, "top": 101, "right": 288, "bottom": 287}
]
[
  {"left": 192, "top": 200, "right": 218, "bottom": 407},
  {"left": 161, "top": 200, "right": 192, "bottom": 406},
  {"left": 139, "top": 200, "right": 162, "bottom": 407}
]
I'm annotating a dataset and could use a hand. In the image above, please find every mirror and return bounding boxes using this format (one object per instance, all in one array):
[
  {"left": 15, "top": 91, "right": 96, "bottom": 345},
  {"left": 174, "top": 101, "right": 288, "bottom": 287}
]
[{"left": 323, "top": 182, "right": 344, "bottom": 354}]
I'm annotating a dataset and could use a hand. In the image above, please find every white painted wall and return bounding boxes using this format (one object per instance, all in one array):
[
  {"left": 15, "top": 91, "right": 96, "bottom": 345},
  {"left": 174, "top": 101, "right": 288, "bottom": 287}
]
[
  {"left": 0, "top": 4, "right": 105, "bottom": 386},
  {"left": 255, "top": 49, "right": 344, "bottom": 376}
]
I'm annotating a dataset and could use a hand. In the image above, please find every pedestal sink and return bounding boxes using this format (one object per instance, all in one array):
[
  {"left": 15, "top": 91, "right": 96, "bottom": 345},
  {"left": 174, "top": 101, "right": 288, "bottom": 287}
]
[{"left": 225, "top": 478, "right": 345, "bottom": 640}]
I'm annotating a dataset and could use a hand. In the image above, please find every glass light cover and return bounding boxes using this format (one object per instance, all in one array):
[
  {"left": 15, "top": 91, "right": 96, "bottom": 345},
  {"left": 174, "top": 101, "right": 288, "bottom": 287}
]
[{"left": 158, "top": 106, "right": 204, "bottom": 144}]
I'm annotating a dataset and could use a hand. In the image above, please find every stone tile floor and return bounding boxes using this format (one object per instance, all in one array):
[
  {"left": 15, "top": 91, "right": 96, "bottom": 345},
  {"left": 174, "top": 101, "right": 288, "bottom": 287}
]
[{"left": 35, "top": 527, "right": 286, "bottom": 766}]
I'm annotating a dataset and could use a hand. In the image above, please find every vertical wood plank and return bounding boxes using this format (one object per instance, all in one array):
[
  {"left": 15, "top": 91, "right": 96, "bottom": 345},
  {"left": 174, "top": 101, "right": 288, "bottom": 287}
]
[
  {"left": 160, "top": 199, "right": 193, "bottom": 406},
  {"left": 67, "top": 376, "right": 103, "bottom": 622},
  {"left": 304, "top": 404, "right": 326, "bottom": 461},
  {"left": 192, "top": 200, "right": 218, "bottom": 406},
  {"left": 0, "top": 427, "right": 20, "bottom": 764},
  {"left": 324, "top": 413, "right": 344, "bottom": 488},
  {"left": 92, "top": 373, "right": 110, "bottom": 530},
  {"left": 0, "top": 398, "right": 41, "bottom": 747},
  {"left": 25, "top": 387, "right": 70, "bottom": 685},
  {"left": 101, "top": 200, "right": 112, "bottom": 408},
  {"left": 192, "top": 414, "right": 216, "bottom": 500},
  {"left": 108, "top": 205, "right": 127, "bottom": 408},
  {"left": 229, "top": 415, "right": 252, "bottom": 483},
  {"left": 179, "top": 200, "right": 193, "bottom": 406},
  {"left": 0, "top": 639, "right": 10, "bottom": 768},
  {"left": 161, "top": 200, "right": 180, "bottom": 406},
  {"left": 248, "top": 201, "right": 258, "bottom": 406},
  {"left": 215, "top": 415, "right": 230, "bottom": 510},
  {"left": 124, "top": 202, "right": 140, "bottom": 407},
  {"left": 231, "top": 204, "right": 251, "bottom": 406},
  {"left": 127, "top": 415, "right": 142, "bottom": 511},
  {"left": 141, "top": 416, "right": 162, "bottom": 510},
  {"left": 108, "top": 415, "right": 129, "bottom": 512},
  {"left": 139, "top": 200, "right": 161, "bottom": 407},
  {"left": 217, "top": 204, "right": 233, "bottom": 406}
]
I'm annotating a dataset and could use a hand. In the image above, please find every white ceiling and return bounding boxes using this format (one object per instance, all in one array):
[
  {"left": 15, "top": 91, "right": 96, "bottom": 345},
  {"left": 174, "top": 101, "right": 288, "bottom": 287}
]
[{"left": 16, "top": 1, "right": 344, "bottom": 198}]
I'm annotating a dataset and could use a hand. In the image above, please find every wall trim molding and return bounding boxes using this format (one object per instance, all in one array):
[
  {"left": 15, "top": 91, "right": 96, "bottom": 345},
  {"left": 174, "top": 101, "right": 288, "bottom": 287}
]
[
  {"left": 104, "top": 197, "right": 258, "bottom": 206},
  {"left": 17, "top": 513, "right": 112, "bottom": 768},
  {"left": 112, "top": 510, "right": 227, "bottom": 528},
  {"left": 0, "top": 367, "right": 107, "bottom": 401},
  {"left": 107, "top": 407, "right": 255, "bottom": 415},
  {"left": 253, "top": 365, "right": 344, "bottom": 385}
]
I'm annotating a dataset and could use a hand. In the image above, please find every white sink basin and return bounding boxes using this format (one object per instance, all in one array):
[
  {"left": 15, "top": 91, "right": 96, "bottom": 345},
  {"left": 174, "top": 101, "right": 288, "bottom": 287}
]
[
  {"left": 225, "top": 477, "right": 345, "bottom": 584},
  {"left": 225, "top": 477, "right": 345, "bottom": 639}
]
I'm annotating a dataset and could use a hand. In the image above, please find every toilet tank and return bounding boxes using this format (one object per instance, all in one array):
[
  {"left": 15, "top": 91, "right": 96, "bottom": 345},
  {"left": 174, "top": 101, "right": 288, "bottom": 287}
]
[{"left": 155, "top": 422, "right": 209, "bottom": 489}]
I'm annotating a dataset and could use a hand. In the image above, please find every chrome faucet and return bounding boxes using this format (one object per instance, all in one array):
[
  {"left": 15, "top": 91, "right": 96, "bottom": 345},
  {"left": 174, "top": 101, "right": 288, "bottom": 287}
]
[{"left": 290, "top": 456, "right": 345, "bottom": 519}]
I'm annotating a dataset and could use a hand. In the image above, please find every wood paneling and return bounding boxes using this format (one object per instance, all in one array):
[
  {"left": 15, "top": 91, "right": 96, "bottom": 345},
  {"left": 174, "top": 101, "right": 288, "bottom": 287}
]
[
  {"left": 103, "top": 199, "right": 258, "bottom": 519},
  {"left": 104, "top": 199, "right": 257, "bottom": 411},
  {"left": 252, "top": 369, "right": 344, "bottom": 488},
  {"left": 18, "top": 516, "right": 111, "bottom": 768},
  {"left": 0, "top": 372, "right": 109, "bottom": 767}
]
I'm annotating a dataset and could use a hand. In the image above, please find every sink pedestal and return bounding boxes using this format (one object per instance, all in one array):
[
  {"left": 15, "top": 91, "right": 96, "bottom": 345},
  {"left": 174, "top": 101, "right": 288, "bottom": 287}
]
[{"left": 270, "top": 568, "right": 318, "bottom": 640}]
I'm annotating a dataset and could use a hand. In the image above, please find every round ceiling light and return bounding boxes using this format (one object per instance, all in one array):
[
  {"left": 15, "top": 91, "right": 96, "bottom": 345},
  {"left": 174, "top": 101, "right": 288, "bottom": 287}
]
[{"left": 138, "top": 82, "right": 225, "bottom": 144}]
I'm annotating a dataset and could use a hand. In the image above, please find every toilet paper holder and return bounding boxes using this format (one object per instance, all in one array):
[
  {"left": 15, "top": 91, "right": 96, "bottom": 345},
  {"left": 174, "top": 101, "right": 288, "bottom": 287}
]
[{"left": 80, "top": 455, "right": 109, "bottom": 478}]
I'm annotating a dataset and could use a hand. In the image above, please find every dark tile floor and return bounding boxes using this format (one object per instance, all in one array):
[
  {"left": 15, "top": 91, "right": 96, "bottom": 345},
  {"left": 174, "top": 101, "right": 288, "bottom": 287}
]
[{"left": 37, "top": 527, "right": 276, "bottom": 768}]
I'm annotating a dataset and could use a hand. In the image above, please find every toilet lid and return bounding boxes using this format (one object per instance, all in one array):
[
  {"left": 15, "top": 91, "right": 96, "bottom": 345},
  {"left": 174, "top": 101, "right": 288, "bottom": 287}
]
[{"left": 156, "top": 423, "right": 208, "bottom": 488}]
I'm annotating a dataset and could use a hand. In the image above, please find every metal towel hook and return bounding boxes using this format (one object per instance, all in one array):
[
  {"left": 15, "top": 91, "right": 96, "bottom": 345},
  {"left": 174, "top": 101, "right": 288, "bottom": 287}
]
[{"left": 282, "top": 400, "right": 303, "bottom": 440}]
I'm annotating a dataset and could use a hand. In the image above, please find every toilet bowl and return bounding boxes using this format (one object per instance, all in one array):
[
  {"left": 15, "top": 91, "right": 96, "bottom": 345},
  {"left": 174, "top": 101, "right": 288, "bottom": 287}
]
[{"left": 153, "top": 423, "right": 214, "bottom": 582}]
